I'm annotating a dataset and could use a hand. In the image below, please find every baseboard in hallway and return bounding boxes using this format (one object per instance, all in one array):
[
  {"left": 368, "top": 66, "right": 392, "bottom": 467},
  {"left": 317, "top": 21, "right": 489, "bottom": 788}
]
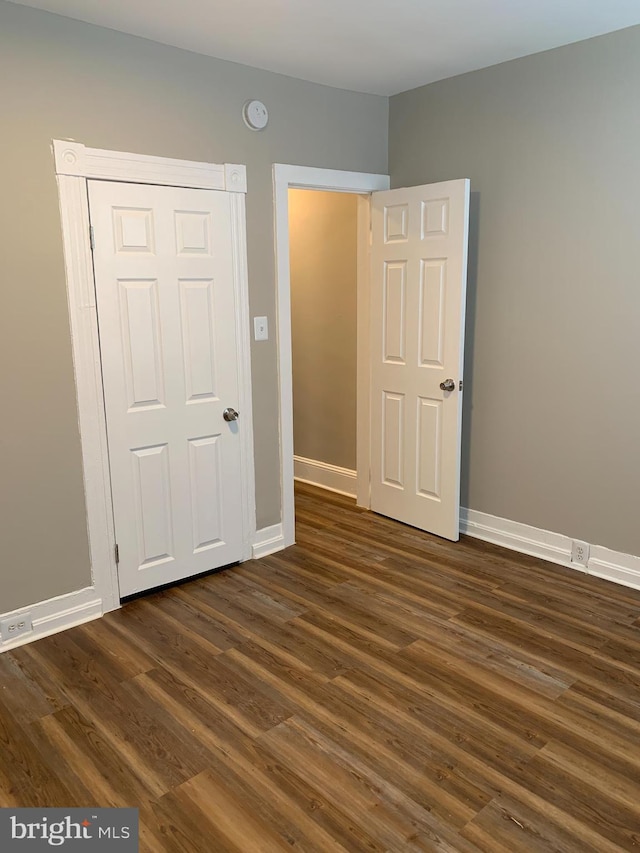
[{"left": 293, "top": 455, "right": 357, "bottom": 498}]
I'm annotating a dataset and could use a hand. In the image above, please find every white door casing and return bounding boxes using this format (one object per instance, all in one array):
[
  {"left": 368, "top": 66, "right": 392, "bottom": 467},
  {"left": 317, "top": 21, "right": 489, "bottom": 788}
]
[
  {"left": 369, "top": 179, "right": 470, "bottom": 540},
  {"left": 89, "top": 180, "right": 249, "bottom": 597},
  {"left": 54, "top": 141, "right": 254, "bottom": 612}
]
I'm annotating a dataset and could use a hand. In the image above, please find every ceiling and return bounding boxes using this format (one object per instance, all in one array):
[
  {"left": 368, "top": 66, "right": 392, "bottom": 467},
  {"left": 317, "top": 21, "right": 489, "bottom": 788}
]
[{"left": 11, "top": 0, "right": 640, "bottom": 95}]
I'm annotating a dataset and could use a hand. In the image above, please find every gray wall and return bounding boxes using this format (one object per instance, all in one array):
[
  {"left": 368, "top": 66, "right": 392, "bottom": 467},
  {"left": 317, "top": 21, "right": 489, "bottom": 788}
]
[
  {"left": 0, "top": 0, "right": 387, "bottom": 612},
  {"left": 389, "top": 25, "right": 640, "bottom": 557},
  {"left": 290, "top": 190, "right": 358, "bottom": 471}
]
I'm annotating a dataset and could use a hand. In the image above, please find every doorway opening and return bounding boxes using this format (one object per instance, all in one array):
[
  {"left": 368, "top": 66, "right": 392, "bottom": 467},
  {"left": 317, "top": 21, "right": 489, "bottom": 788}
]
[
  {"left": 272, "top": 165, "right": 391, "bottom": 549},
  {"left": 288, "top": 188, "right": 360, "bottom": 513}
]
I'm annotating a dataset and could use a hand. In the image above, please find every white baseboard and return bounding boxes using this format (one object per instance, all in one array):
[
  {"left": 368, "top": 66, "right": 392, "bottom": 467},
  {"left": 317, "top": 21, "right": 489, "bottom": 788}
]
[
  {"left": 294, "top": 455, "right": 357, "bottom": 498},
  {"left": 251, "top": 523, "right": 286, "bottom": 559},
  {"left": 588, "top": 546, "right": 640, "bottom": 591},
  {"left": 461, "top": 508, "right": 640, "bottom": 592},
  {"left": 461, "top": 508, "right": 576, "bottom": 569},
  {"left": 0, "top": 587, "right": 103, "bottom": 653}
]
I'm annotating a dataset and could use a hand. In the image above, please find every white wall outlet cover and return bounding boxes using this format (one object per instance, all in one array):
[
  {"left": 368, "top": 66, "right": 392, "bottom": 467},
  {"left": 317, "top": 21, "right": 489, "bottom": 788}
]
[
  {"left": 243, "top": 100, "right": 269, "bottom": 131},
  {"left": 253, "top": 316, "right": 269, "bottom": 341},
  {"left": 0, "top": 614, "right": 33, "bottom": 641},
  {"left": 571, "top": 539, "right": 590, "bottom": 566}
]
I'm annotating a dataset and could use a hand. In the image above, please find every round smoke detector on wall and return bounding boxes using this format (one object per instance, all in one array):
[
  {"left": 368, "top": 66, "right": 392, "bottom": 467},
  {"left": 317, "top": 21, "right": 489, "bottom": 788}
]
[{"left": 242, "top": 99, "right": 269, "bottom": 131}]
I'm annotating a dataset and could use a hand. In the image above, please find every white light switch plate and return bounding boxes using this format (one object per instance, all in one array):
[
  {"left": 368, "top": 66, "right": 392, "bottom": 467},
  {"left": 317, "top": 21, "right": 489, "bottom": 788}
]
[{"left": 254, "top": 316, "right": 268, "bottom": 341}]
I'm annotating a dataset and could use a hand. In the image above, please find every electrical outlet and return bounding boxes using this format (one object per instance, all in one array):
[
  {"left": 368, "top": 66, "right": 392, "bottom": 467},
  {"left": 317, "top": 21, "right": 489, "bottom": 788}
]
[
  {"left": 0, "top": 614, "right": 33, "bottom": 642},
  {"left": 571, "top": 540, "right": 590, "bottom": 567}
]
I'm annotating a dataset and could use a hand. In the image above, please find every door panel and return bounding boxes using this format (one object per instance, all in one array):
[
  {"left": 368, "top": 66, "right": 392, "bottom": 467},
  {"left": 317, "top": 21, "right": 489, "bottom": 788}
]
[
  {"left": 416, "top": 397, "right": 442, "bottom": 499},
  {"left": 179, "top": 278, "right": 218, "bottom": 402},
  {"left": 119, "top": 279, "right": 165, "bottom": 410},
  {"left": 131, "top": 443, "right": 174, "bottom": 568},
  {"left": 370, "top": 179, "right": 470, "bottom": 541},
  {"left": 188, "top": 434, "right": 223, "bottom": 551},
  {"left": 382, "top": 391, "right": 405, "bottom": 487},
  {"left": 89, "top": 181, "right": 245, "bottom": 597},
  {"left": 383, "top": 261, "right": 407, "bottom": 363},
  {"left": 419, "top": 259, "right": 446, "bottom": 366}
]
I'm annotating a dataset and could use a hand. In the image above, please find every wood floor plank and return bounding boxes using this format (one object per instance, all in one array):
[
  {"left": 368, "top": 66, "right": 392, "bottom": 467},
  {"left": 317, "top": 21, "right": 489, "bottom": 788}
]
[
  {"left": 166, "top": 768, "right": 305, "bottom": 853},
  {"left": 0, "top": 692, "right": 77, "bottom": 807},
  {"left": 0, "top": 652, "right": 64, "bottom": 722},
  {"left": 258, "top": 717, "right": 475, "bottom": 853},
  {"left": 460, "top": 791, "right": 624, "bottom": 853},
  {"left": 513, "top": 748, "right": 640, "bottom": 850},
  {"left": 1, "top": 481, "right": 640, "bottom": 851},
  {"left": 451, "top": 604, "right": 640, "bottom": 708},
  {"left": 36, "top": 704, "right": 160, "bottom": 807},
  {"left": 222, "top": 644, "right": 489, "bottom": 831},
  {"left": 402, "top": 640, "right": 640, "bottom": 778},
  {"left": 333, "top": 664, "right": 544, "bottom": 782},
  {"left": 391, "top": 609, "right": 574, "bottom": 699},
  {"left": 134, "top": 669, "right": 378, "bottom": 852},
  {"left": 555, "top": 680, "right": 640, "bottom": 740}
]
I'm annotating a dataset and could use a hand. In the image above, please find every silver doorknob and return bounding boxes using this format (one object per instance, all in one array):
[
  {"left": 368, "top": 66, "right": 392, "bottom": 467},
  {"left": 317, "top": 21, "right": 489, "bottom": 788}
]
[
  {"left": 439, "top": 379, "right": 455, "bottom": 392},
  {"left": 223, "top": 407, "right": 239, "bottom": 422}
]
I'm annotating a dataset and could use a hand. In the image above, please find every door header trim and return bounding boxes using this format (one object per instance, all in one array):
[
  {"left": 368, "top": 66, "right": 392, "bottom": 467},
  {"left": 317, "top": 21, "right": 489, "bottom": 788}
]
[{"left": 53, "top": 140, "right": 247, "bottom": 193}]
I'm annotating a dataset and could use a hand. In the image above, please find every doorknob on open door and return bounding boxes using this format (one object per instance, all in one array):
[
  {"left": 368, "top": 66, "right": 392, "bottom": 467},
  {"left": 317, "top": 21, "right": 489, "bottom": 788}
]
[
  {"left": 223, "top": 407, "right": 239, "bottom": 422},
  {"left": 439, "top": 379, "right": 455, "bottom": 392}
]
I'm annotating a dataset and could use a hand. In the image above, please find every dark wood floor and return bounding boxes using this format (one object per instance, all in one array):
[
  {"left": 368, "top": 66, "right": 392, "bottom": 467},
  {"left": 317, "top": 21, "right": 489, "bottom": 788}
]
[{"left": 2, "top": 483, "right": 640, "bottom": 851}]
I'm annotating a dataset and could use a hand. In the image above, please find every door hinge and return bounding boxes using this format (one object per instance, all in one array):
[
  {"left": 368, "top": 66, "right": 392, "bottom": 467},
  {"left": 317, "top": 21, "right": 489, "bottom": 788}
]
[
  {"left": 89, "top": 225, "right": 95, "bottom": 250},
  {"left": 114, "top": 543, "right": 120, "bottom": 564}
]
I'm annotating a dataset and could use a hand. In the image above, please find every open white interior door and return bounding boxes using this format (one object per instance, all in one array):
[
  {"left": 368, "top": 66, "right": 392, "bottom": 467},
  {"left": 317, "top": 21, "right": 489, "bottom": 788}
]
[{"left": 369, "top": 179, "right": 470, "bottom": 541}]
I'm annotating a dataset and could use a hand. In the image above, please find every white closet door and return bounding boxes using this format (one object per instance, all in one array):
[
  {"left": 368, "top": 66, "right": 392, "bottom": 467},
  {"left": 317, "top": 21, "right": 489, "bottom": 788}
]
[{"left": 89, "top": 180, "right": 245, "bottom": 596}]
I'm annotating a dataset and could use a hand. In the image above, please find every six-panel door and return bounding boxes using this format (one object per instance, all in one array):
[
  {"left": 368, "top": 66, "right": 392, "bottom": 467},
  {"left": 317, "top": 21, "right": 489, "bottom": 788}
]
[
  {"left": 88, "top": 181, "right": 245, "bottom": 597},
  {"left": 370, "top": 180, "right": 470, "bottom": 541}
]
